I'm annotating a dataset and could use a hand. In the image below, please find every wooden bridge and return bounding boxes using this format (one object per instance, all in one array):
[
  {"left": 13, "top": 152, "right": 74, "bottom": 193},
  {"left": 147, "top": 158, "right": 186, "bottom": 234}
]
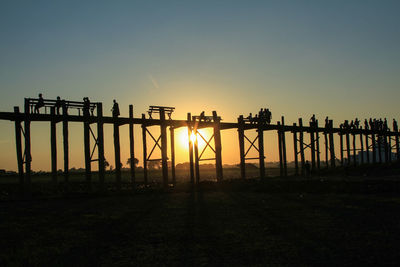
[{"left": 1, "top": 97, "right": 399, "bottom": 192}]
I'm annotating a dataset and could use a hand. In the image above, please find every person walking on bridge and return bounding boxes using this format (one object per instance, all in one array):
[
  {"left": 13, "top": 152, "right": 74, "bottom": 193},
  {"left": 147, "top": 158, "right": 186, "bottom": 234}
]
[{"left": 112, "top": 99, "right": 120, "bottom": 118}]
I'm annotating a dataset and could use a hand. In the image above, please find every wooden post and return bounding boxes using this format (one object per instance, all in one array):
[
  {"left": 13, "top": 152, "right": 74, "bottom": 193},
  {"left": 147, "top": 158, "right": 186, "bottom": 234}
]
[
  {"left": 238, "top": 116, "right": 246, "bottom": 179},
  {"left": 277, "top": 122, "right": 283, "bottom": 177},
  {"left": 360, "top": 132, "right": 364, "bottom": 164},
  {"left": 388, "top": 133, "right": 392, "bottom": 162},
  {"left": 14, "top": 107, "right": 24, "bottom": 191},
  {"left": 372, "top": 133, "right": 377, "bottom": 163},
  {"left": 258, "top": 123, "right": 265, "bottom": 179},
  {"left": 299, "top": 118, "right": 305, "bottom": 175},
  {"left": 142, "top": 114, "right": 148, "bottom": 185},
  {"left": 187, "top": 113, "right": 194, "bottom": 185},
  {"left": 315, "top": 120, "right": 320, "bottom": 171},
  {"left": 309, "top": 121, "right": 316, "bottom": 171},
  {"left": 213, "top": 111, "right": 223, "bottom": 182},
  {"left": 24, "top": 98, "right": 31, "bottom": 189},
  {"left": 83, "top": 116, "right": 91, "bottom": 191},
  {"left": 293, "top": 123, "right": 299, "bottom": 176},
  {"left": 194, "top": 127, "right": 200, "bottom": 184},
  {"left": 352, "top": 133, "right": 357, "bottom": 167},
  {"left": 365, "top": 131, "right": 370, "bottom": 164},
  {"left": 160, "top": 109, "right": 169, "bottom": 188},
  {"left": 324, "top": 131, "right": 329, "bottom": 168},
  {"left": 383, "top": 133, "right": 389, "bottom": 163},
  {"left": 113, "top": 117, "right": 121, "bottom": 191},
  {"left": 328, "top": 121, "right": 335, "bottom": 168},
  {"left": 50, "top": 107, "right": 57, "bottom": 189},
  {"left": 281, "top": 117, "right": 287, "bottom": 177},
  {"left": 97, "top": 103, "right": 105, "bottom": 190},
  {"left": 396, "top": 131, "right": 400, "bottom": 160},
  {"left": 346, "top": 131, "right": 351, "bottom": 166},
  {"left": 339, "top": 133, "right": 344, "bottom": 166},
  {"left": 128, "top": 105, "right": 135, "bottom": 188},
  {"left": 62, "top": 104, "right": 69, "bottom": 186},
  {"left": 377, "top": 135, "right": 382, "bottom": 163},
  {"left": 170, "top": 126, "right": 176, "bottom": 186}
]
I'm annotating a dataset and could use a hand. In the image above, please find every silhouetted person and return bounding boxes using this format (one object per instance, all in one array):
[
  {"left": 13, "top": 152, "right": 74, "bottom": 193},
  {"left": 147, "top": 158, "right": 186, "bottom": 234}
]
[
  {"left": 364, "top": 119, "right": 369, "bottom": 130},
  {"left": 383, "top": 118, "right": 388, "bottom": 131},
  {"left": 265, "top": 108, "right": 271, "bottom": 124},
  {"left": 354, "top": 118, "right": 359, "bottom": 129},
  {"left": 83, "top": 97, "right": 90, "bottom": 117},
  {"left": 393, "top": 119, "right": 398, "bottom": 132},
  {"left": 199, "top": 111, "right": 205, "bottom": 121},
  {"left": 54, "top": 96, "right": 62, "bottom": 115},
  {"left": 112, "top": 99, "right": 120, "bottom": 118},
  {"left": 35, "top": 93, "right": 44, "bottom": 114},
  {"left": 369, "top": 118, "right": 374, "bottom": 130},
  {"left": 343, "top": 120, "right": 349, "bottom": 130},
  {"left": 310, "top": 114, "right": 316, "bottom": 124},
  {"left": 350, "top": 120, "right": 354, "bottom": 129}
]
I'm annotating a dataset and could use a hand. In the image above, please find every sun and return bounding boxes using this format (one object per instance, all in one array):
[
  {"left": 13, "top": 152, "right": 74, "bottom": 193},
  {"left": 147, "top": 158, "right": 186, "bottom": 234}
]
[{"left": 176, "top": 128, "right": 197, "bottom": 149}]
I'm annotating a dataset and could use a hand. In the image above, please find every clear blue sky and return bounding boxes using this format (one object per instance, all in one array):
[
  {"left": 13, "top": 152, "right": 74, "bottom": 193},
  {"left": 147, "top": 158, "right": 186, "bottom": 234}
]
[{"left": 1, "top": 0, "right": 399, "bottom": 170}]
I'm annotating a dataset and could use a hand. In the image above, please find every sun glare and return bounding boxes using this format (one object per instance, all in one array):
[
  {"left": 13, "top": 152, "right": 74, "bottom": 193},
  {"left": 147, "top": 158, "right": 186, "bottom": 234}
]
[{"left": 177, "top": 128, "right": 198, "bottom": 149}]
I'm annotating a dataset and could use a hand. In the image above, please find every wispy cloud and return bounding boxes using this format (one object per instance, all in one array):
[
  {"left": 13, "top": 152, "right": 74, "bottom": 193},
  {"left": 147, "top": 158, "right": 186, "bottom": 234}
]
[{"left": 148, "top": 74, "right": 160, "bottom": 89}]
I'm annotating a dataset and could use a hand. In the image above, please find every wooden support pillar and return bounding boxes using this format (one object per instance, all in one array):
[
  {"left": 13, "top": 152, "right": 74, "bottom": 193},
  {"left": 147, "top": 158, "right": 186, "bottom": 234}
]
[
  {"left": 170, "top": 127, "right": 176, "bottom": 186},
  {"left": 114, "top": 117, "right": 121, "bottom": 191},
  {"left": 396, "top": 131, "right": 400, "bottom": 160},
  {"left": 128, "top": 105, "right": 135, "bottom": 188},
  {"left": 324, "top": 132, "right": 329, "bottom": 168},
  {"left": 315, "top": 120, "right": 321, "bottom": 171},
  {"left": 238, "top": 116, "right": 246, "bottom": 179},
  {"left": 298, "top": 118, "right": 305, "bottom": 175},
  {"left": 258, "top": 125, "right": 265, "bottom": 179},
  {"left": 339, "top": 132, "right": 344, "bottom": 167},
  {"left": 309, "top": 121, "right": 316, "bottom": 170},
  {"left": 377, "top": 134, "right": 382, "bottom": 163},
  {"left": 352, "top": 133, "right": 357, "bottom": 167},
  {"left": 388, "top": 134, "right": 392, "bottom": 162},
  {"left": 194, "top": 127, "right": 200, "bottom": 185},
  {"left": 328, "top": 121, "right": 335, "bottom": 168},
  {"left": 142, "top": 114, "right": 148, "bottom": 185},
  {"left": 339, "top": 133, "right": 344, "bottom": 166},
  {"left": 277, "top": 122, "right": 283, "bottom": 177},
  {"left": 281, "top": 117, "right": 287, "bottom": 177},
  {"left": 346, "top": 132, "right": 351, "bottom": 166},
  {"left": 187, "top": 113, "right": 194, "bottom": 185},
  {"left": 293, "top": 123, "right": 299, "bottom": 176},
  {"left": 24, "top": 98, "right": 31, "bottom": 188},
  {"left": 84, "top": 117, "right": 91, "bottom": 191},
  {"left": 360, "top": 132, "right": 364, "bottom": 164},
  {"left": 50, "top": 107, "right": 57, "bottom": 189},
  {"left": 213, "top": 111, "right": 223, "bottom": 182},
  {"left": 383, "top": 133, "right": 389, "bottom": 163},
  {"left": 14, "top": 107, "right": 24, "bottom": 191},
  {"left": 160, "top": 109, "right": 169, "bottom": 188},
  {"left": 372, "top": 133, "right": 377, "bottom": 163},
  {"left": 97, "top": 103, "right": 105, "bottom": 190},
  {"left": 62, "top": 104, "right": 69, "bottom": 187},
  {"left": 365, "top": 132, "right": 370, "bottom": 164}
]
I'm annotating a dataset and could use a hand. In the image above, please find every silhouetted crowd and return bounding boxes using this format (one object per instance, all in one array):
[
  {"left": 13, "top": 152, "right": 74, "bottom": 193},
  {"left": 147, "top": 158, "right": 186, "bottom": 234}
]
[
  {"left": 246, "top": 108, "right": 272, "bottom": 124},
  {"left": 32, "top": 93, "right": 119, "bottom": 117},
  {"left": 339, "top": 117, "right": 398, "bottom": 132}
]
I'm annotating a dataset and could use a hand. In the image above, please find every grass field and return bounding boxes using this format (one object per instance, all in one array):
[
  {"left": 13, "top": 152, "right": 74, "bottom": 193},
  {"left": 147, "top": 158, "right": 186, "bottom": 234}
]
[{"left": 1, "top": 177, "right": 400, "bottom": 266}]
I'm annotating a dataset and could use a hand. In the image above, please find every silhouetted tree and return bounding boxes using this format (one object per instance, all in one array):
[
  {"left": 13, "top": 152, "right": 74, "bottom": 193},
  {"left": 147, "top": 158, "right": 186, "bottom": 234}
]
[{"left": 126, "top": 157, "right": 139, "bottom": 167}]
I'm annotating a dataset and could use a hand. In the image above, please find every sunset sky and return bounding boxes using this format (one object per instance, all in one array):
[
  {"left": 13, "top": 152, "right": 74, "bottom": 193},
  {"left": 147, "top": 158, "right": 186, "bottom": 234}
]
[{"left": 1, "top": 0, "right": 399, "bottom": 171}]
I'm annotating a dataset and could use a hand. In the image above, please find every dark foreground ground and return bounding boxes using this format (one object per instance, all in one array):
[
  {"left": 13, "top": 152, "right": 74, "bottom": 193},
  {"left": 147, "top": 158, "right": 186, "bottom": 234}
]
[{"left": 1, "top": 179, "right": 400, "bottom": 266}]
